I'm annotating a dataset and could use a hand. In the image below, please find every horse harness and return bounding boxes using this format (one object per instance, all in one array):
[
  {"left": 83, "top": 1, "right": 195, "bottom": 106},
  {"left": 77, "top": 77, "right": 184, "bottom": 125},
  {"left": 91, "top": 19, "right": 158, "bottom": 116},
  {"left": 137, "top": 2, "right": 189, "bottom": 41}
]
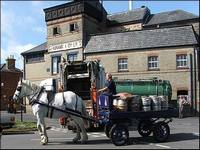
[{"left": 29, "top": 87, "right": 80, "bottom": 119}]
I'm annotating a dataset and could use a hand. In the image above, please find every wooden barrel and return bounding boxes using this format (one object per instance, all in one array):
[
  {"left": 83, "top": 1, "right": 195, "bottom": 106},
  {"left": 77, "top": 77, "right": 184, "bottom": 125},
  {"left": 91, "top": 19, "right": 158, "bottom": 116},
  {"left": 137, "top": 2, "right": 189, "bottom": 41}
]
[
  {"left": 112, "top": 99, "right": 118, "bottom": 110},
  {"left": 131, "top": 95, "right": 141, "bottom": 112},
  {"left": 150, "top": 95, "right": 161, "bottom": 111},
  {"left": 141, "top": 96, "right": 151, "bottom": 111},
  {"left": 117, "top": 99, "right": 128, "bottom": 111}
]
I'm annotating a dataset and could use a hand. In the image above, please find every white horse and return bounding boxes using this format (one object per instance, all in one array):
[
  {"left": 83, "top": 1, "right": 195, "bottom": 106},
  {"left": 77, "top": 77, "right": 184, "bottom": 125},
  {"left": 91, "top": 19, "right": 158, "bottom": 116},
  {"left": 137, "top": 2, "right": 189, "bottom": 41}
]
[{"left": 13, "top": 79, "right": 88, "bottom": 145}]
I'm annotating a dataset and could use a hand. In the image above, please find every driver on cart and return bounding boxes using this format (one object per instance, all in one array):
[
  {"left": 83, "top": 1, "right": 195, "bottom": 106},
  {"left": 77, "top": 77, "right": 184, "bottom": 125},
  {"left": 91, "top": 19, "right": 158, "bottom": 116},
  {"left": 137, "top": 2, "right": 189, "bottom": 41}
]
[{"left": 97, "top": 72, "right": 116, "bottom": 110}]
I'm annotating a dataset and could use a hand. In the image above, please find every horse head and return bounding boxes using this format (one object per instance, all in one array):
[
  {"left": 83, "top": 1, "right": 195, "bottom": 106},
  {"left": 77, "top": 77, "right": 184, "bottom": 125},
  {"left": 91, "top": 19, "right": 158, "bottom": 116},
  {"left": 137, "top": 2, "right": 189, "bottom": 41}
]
[
  {"left": 13, "top": 78, "right": 40, "bottom": 103},
  {"left": 13, "top": 77, "right": 23, "bottom": 103}
]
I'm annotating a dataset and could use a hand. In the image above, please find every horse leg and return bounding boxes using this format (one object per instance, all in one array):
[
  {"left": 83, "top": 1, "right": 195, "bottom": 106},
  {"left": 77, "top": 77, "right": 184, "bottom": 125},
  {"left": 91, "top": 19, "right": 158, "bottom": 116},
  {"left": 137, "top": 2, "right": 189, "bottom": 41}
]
[
  {"left": 71, "top": 120, "right": 81, "bottom": 143},
  {"left": 74, "top": 117, "right": 88, "bottom": 144},
  {"left": 36, "top": 114, "right": 48, "bottom": 145}
]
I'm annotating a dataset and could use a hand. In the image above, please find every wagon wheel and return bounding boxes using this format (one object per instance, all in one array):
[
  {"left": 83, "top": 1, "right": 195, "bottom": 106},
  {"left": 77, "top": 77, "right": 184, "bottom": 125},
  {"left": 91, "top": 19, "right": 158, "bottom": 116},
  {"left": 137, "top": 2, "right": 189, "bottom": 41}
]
[
  {"left": 153, "top": 121, "right": 170, "bottom": 142},
  {"left": 104, "top": 123, "right": 113, "bottom": 138},
  {"left": 109, "top": 124, "right": 129, "bottom": 146},
  {"left": 138, "top": 120, "right": 152, "bottom": 137}
]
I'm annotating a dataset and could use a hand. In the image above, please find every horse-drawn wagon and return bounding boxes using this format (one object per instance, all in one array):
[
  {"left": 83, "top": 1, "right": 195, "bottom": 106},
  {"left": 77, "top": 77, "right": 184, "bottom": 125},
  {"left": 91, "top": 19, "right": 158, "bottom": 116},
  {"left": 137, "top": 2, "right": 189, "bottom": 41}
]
[{"left": 12, "top": 60, "right": 178, "bottom": 146}]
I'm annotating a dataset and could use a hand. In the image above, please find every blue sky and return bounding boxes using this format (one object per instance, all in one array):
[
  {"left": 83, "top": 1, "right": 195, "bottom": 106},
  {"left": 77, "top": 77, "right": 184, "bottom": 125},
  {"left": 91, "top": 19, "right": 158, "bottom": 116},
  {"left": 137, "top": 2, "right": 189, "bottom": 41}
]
[{"left": 1, "top": 1, "right": 199, "bottom": 69}]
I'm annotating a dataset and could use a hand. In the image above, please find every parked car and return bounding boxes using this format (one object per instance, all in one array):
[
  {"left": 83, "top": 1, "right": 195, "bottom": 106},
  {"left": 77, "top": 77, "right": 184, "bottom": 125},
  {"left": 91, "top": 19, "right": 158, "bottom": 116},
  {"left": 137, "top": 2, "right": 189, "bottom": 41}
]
[{"left": 0, "top": 112, "right": 15, "bottom": 132}]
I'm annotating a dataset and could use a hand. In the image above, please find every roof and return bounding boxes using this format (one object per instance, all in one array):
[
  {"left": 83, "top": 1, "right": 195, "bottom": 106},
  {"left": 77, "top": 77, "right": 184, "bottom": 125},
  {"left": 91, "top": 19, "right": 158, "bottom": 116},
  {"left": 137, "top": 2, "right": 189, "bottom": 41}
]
[
  {"left": 21, "top": 42, "right": 47, "bottom": 56},
  {"left": 84, "top": 26, "right": 198, "bottom": 54},
  {"left": 0, "top": 64, "right": 5, "bottom": 70},
  {"left": 0, "top": 63, "right": 22, "bottom": 73},
  {"left": 144, "top": 10, "right": 199, "bottom": 26},
  {"left": 107, "top": 7, "right": 150, "bottom": 25}
]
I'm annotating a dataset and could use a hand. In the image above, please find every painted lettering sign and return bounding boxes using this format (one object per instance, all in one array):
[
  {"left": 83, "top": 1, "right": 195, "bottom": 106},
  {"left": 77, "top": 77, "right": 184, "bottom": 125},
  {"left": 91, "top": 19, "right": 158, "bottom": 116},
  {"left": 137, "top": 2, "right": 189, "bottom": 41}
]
[{"left": 49, "top": 40, "right": 82, "bottom": 52}]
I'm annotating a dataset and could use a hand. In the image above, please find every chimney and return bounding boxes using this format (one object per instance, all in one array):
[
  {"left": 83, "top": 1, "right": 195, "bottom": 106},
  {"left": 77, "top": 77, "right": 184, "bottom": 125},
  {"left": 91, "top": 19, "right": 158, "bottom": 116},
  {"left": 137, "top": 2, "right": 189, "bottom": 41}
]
[
  {"left": 6, "top": 55, "right": 16, "bottom": 70},
  {"left": 129, "top": 0, "right": 132, "bottom": 11}
]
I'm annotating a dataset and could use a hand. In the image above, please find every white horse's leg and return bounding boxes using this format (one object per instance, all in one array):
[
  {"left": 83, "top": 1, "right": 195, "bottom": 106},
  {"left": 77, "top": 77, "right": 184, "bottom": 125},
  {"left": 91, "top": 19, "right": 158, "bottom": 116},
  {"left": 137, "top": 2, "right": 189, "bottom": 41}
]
[
  {"left": 70, "top": 119, "right": 81, "bottom": 143},
  {"left": 72, "top": 117, "right": 88, "bottom": 144},
  {"left": 36, "top": 113, "right": 48, "bottom": 145}
]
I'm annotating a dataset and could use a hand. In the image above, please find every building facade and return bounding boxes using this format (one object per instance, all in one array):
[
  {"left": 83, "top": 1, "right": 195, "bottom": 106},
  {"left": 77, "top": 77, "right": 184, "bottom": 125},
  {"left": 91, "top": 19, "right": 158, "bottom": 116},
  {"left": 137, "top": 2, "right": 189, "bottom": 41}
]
[
  {"left": 21, "top": 0, "right": 199, "bottom": 114},
  {"left": 0, "top": 55, "right": 23, "bottom": 111}
]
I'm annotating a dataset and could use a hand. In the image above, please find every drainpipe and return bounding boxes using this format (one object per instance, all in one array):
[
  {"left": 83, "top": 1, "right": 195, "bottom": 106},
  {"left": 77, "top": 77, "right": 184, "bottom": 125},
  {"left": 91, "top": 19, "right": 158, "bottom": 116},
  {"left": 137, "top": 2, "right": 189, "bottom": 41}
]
[
  {"left": 198, "top": 47, "right": 200, "bottom": 115},
  {"left": 189, "top": 54, "right": 194, "bottom": 115},
  {"left": 194, "top": 47, "right": 198, "bottom": 116},
  {"left": 23, "top": 55, "right": 26, "bottom": 80}
]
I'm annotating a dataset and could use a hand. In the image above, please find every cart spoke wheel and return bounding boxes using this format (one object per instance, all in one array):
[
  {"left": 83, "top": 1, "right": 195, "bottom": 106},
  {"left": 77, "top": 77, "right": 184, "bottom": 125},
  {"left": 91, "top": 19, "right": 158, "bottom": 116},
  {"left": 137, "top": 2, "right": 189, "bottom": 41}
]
[
  {"left": 138, "top": 120, "right": 152, "bottom": 137},
  {"left": 109, "top": 124, "right": 129, "bottom": 146},
  {"left": 153, "top": 122, "right": 170, "bottom": 142}
]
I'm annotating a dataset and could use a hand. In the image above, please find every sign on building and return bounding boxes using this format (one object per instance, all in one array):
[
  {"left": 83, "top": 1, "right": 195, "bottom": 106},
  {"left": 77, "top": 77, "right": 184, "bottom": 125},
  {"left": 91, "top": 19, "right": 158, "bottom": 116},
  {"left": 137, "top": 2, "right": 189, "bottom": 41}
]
[{"left": 49, "top": 40, "right": 82, "bottom": 52}]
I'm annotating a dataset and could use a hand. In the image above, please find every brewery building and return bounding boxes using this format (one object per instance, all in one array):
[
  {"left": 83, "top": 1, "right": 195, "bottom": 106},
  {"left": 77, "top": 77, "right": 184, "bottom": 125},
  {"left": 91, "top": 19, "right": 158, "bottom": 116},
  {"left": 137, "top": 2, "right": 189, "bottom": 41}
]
[{"left": 21, "top": 0, "right": 199, "bottom": 114}]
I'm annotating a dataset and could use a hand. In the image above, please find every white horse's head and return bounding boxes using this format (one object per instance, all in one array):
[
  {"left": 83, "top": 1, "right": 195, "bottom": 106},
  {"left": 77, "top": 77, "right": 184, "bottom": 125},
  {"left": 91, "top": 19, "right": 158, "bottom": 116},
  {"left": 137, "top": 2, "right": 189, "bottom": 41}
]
[
  {"left": 13, "top": 78, "right": 39, "bottom": 103},
  {"left": 13, "top": 78, "right": 23, "bottom": 103}
]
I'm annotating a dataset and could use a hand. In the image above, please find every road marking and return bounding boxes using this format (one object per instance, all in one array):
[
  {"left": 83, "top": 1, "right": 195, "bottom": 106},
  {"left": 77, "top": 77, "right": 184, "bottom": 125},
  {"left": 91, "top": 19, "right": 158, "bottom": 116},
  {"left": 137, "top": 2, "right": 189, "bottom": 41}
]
[
  {"left": 154, "top": 144, "right": 171, "bottom": 149},
  {"left": 31, "top": 137, "right": 73, "bottom": 141},
  {"left": 88, "top": 132, "right": 106, "bottom": 137},
  {"left": 49, "top": 127, "right": 68, "bottom": 133},
  {"left": 193, "top": 132, "right": 199, "bottom": 136},
  {"left": 49, "top": 127, "right": 106, "bottom": 138}
]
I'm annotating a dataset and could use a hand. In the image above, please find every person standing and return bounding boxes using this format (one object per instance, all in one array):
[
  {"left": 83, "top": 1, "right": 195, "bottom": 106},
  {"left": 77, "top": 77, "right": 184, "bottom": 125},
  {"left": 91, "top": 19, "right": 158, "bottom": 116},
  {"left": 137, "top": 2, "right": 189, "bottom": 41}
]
[{"left": 178, "top": 95, "right": 186, "bottom": 119}]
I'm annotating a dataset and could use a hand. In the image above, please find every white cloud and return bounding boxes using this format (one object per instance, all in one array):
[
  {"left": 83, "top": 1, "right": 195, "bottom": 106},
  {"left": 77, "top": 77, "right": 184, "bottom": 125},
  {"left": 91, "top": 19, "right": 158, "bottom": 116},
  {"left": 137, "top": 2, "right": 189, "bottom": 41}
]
[
  {"left": 1, "top": 43, "right": 35, "bottom": 70},
  {"left": 31, "top": 1, "right": 43, "bottom": 6},
  {"left": 33, "top": 26, "right": 46, "bottom": 34}
]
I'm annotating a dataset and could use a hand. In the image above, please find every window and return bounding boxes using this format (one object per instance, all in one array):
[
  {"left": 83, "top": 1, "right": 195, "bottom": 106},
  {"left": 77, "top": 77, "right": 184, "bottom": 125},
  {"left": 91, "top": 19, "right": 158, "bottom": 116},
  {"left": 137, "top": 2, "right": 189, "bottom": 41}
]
[
  {"left": 118, "top": 58, "right": 128, "bottom": 71},
  {"left": 148, "top": 56, "right": 159, "bottom": 70},
  {"left": 69, "top": 22, "right": 78, "bottom": 32},
  {"left": 52, "top": 56, "right": 61, "bottom": 74},
  {"left": 67, "top": 53, "right": 77, "bottom": 62},
  {"left": 176, "top": 54, "right": 188, "bottom": 68},
  {"left": 26, "top": 53, "right": 44, "bottom": 63},
  {"left": 53, "top": 27, "right": 60, "bottom": 35}
]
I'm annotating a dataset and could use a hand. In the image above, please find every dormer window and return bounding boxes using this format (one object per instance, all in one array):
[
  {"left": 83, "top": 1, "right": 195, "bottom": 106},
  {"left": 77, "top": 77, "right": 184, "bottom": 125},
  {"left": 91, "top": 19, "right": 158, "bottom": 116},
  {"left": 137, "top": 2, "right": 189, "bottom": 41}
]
[{"left": 69, "top": 22, "right": 78, "bottom": 32}]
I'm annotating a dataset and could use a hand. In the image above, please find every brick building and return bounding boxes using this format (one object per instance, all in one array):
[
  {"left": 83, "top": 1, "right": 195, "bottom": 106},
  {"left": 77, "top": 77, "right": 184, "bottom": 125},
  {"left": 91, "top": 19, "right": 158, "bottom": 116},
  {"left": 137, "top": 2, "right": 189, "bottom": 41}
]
[
  {"left": 0, "top": 55, "right": 23, "bottom": 111},
  {"left": 21, "top": 0, "right": 199, "bottom": 114}
]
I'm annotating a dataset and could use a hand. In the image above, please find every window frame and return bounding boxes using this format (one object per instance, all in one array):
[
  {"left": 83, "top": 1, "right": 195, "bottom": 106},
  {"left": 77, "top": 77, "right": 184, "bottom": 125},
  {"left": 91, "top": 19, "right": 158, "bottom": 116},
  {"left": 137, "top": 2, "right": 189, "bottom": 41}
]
[
  {"left": 51, "top": 55, "right": 61, "bottom": 75},
  {"left": 69, "top": 22, "right": 78, "bottom": 32},
  {"left": 176, "top": 54, "right": 188, "bottom": 69},
  {"left": 67, "top": 52, "right": 78, "bottom": 62},
  {"left": 25, "top": 53, "right": 44, "bottom": 64},
  {"left": 118, "top": 58, "right": 128, "bottom": 72},
  {"left": 53, "top": 26, "right": 60, "bottom": 35},
  {"left": 148, "top": 56, "right": 159, "bottom": 70}
]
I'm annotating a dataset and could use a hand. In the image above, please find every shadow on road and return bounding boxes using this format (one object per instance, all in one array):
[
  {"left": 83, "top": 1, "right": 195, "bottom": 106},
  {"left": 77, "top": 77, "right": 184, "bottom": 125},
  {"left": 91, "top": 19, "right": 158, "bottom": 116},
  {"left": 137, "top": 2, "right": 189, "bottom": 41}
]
[{"left": 128, "top": 132, "right": 199, "bottom": 145}]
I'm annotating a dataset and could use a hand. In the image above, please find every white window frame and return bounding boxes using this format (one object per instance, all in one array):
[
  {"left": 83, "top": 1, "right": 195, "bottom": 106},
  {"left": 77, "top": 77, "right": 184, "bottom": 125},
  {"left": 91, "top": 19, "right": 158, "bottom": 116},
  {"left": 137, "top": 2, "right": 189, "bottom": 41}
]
[
  {"left": 176, "top": 54, "right": 188, "bottom": 68},
  {"left": 52, "top": 56, "right": 61, "bottom": 74},
  {"left": 148, "top": 56, "right": 159, "bottom": 70},
  {"left": 118, "top": 58, "right": 128, "bottom": 71}
]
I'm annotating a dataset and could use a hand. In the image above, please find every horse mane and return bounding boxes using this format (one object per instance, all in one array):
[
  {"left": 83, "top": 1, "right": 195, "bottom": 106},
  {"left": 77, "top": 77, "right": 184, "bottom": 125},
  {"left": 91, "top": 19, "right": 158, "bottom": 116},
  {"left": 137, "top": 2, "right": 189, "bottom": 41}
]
[{"left": 22, "top": 79, "right": 40, "bottom": 90}]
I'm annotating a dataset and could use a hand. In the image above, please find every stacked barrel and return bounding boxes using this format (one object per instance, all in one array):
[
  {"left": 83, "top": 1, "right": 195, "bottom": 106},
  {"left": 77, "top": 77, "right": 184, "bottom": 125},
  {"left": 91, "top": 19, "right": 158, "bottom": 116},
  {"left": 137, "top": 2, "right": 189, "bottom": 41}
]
[{"left": 112, "top": 94, "right": 169, "bottom": 112}]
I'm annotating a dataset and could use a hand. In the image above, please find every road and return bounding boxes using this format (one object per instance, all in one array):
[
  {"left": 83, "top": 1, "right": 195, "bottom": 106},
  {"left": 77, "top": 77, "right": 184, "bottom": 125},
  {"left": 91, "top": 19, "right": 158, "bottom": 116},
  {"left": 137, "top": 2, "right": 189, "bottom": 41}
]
[{"left": 0, "top": 113, "right": 199, "bottom": 149}]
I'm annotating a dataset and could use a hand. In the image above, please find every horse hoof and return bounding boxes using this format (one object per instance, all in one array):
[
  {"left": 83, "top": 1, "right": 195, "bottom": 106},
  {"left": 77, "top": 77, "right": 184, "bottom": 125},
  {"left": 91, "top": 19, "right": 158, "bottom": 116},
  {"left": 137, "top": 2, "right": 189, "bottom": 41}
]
[
  {"left": 72, "top": 139, "right": 79, "bottom": 144},
  {"left": 41, "top": 141, "right": 47, "bottom": 145}
]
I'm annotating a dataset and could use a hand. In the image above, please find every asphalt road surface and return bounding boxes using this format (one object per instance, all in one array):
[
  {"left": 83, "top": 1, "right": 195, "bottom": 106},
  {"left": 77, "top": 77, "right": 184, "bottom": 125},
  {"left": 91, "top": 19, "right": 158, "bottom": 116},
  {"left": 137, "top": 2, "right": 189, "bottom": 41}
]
[{"left": 0, "top": 115, "right": 199, "bottom": 149}]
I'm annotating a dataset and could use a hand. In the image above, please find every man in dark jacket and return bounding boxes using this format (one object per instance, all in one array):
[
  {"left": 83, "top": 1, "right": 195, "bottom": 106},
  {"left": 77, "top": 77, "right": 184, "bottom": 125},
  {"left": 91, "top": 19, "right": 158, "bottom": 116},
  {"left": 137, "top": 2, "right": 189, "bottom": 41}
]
[
  {"left": 98, "top": 72, "right": 116, "bottom": 95},
  {"left": 98, "top": 73, "right": 116, "bottom": 110}
]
